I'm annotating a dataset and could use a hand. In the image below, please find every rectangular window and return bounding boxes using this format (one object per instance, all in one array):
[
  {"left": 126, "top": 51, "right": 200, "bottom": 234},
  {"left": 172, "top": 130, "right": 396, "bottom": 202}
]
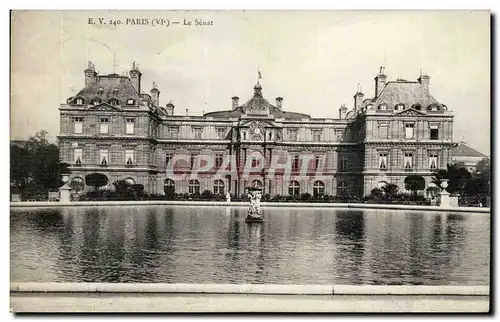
[
  {"left": 404, "top": 152, "right": 413, "bottom": 169},
  {"left": 99, "top": 149, "right": 109, "bottom": 165},
  {"left": 315, "top": 156, "right": 321, "bottom": 169},
  {"left": 74, "top": 117, "right": 83, "bottom": 134},
  {"left": 190, "top": 153, "right": 197, "bottom": 169},
  {"left": 168, "top": 127, "right": 179, "bottom": 139},
  {"left": 100, "top": 117, "right": 109, "bottom": 134},
  {"left": 312, "top": 130, "right": 322, "bottom": 142},
  {"left": 379, "top": 153, "right": 388, "bottom": 169},
  {"left": 339, "top": 155, "right": 349, "bottom": 171},
  {"left": 292, "top": 155, "right": 300, "bottom": 170},
  {"left": 125, "top": 118, "right": 135, "bottom": 135},
  {"left": 429, "top": 153, "right": 438, "bottom": 170},
  {"left": 216, "top": 153, "right": 223, "bottom": 168},
  {"left": 288, "top": 129, "right": 298, "bottom": 141},
  {"left": 430, "top": 128, "right": 439, "bottom": 140},
  {"left": 335, "top": 130, "right": 344, "bottom": 142},
  {"left": 379, "top": 124, "right": 388, "bottom": 139},
  {"left": 76, "top": 98, "right": 83, "bottom": 105},
  {"left": 337, "top": 181, "right": 349, "bottom": 195},
  {"left": 216, "top": 128, "right": 226, "bottom": 140},
  {"left": 165, "top": 153, "right": 173, "bottom": 167},
  {"left": 125, "top": 150, "right": 134, "bottom": 165},
  {"left": 251, "top": 158, "right": 258, "bottom": 168},
  {"left": 405, "top": 123, "right": 414, "bottom": 139},
  {"left": 73, "top": 148, "right": 82, "bottom": 164},
  {"left": 193, "top": 127, "right": 202, "bottom": 140}
]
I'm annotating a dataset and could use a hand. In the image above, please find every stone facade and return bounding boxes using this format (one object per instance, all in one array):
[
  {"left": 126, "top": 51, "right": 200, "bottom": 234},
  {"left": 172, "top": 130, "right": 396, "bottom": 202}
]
[{"left": 58, "top": 63, "right": 454, "bottom": 197}]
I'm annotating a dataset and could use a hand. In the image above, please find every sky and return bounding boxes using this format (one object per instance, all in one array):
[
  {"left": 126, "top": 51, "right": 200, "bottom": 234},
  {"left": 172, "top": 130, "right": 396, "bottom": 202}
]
[{"left": 10, "top": 10, "right": 490, "bottom": 155}]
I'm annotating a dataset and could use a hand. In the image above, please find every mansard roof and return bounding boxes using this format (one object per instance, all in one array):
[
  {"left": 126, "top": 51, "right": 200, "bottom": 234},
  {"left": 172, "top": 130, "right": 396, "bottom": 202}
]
[
  {"left": 369, "top": 80, "right": 445, "bottom": 110},
  {"left": 73, "top": 74, "right": 144, "bottom": 105}
]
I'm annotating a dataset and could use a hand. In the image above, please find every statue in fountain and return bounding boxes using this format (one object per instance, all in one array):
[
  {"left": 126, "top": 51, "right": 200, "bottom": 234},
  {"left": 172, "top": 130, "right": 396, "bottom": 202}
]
[{"left": 245, "top": 182, "right": 263, "bottom": 223}]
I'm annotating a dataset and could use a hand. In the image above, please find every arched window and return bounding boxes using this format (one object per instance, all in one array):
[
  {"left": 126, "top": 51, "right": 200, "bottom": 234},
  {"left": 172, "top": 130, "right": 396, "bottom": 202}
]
[
  {"left": 125, "top": 178, "right": 135, "bottom": 185},
  {"left": 189, "top": 180, "right": 200, "bottom": 194},
  {"left": 337, "top": 181, "right": 349, "bottom": 195},
  {"left": 288, "top": 180, "right": 300, "bottom": 196},
  {"left": 313, "top": 181, "right": 325, "bottom": 196},
  {"left": 164, "top": 178, "right": 175, "bottom": 195},
  {"left": 213, "top": 180, "right": 225, "bottom": 195}
]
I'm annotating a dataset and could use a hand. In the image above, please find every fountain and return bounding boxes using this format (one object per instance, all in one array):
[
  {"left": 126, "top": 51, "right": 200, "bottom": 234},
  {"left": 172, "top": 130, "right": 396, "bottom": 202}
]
[{"left": 245, "top": 184, "right": 263, "bottom": 223}]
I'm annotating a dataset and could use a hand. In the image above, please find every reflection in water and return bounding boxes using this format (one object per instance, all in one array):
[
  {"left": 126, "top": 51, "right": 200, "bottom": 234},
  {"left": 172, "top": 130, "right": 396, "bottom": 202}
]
[
  {"left": 10, "top": 207, "right": 490, "bottom": 285},
  {"left": 334, "top": 211, "right": 365, "bottom": 284}
]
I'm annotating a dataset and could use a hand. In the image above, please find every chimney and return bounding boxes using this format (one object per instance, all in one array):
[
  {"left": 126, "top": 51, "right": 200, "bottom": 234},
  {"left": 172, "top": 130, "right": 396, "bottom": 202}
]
[
  {"left": 165, "top": 102, "right": 175, "bottom": 115},
  {"left": 275, "top": 97, "right": 283, "bottom": 109},
  {"left": 374, "top": 66, "right": 387, "bottom": 98},
  {"left": 150, "top": 82, "right": 160, "bottom": 106},
  {"left": 418, "top": 73, "right": 430, "bottom": 90},
  {"left": 353, "top": 84, "right": 364, "bottom": 111},
  {"left": 232, "top": 96, "right": 239, "bottom": 109},
  {"left": 129, "top": 61, "right": 142, "bottom": 94},
  {"left": 339, "top": 104, "right": 347, "bottom": 119},
  {"left": 84, "top": 61, "right": 97, "bottom": 86}
]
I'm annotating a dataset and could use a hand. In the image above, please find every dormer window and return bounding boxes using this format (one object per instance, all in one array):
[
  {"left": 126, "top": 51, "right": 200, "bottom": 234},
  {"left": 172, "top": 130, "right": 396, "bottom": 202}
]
[
  {"left": 98, "top": 87, "right": 104, "bottom": 95},
  {"left": 413, "top": 103, "right": 422, "bottom": 110},
  {"left": 367, "top": 104, "right": 373, "bottom": 110},
  {"left": 92, "top": 97, "right": 101, "bottom": 105},
  {"left": 109, "top": 98, "right": 119, "bottom": 106},
  {"left": 427, "top": 104, "right": 441, "bottom": 111},
  {"left": 394, "top": 103, "right": 404, "bottom": 111},
  {"left": 126, "top": 99, "right": 135, "bottom": 105},
  {"left": 76, "top": 98, "right": 84, "bottom": 105},
  {"left": 378, "top": 104, "right": 387, "bottom": 111}
]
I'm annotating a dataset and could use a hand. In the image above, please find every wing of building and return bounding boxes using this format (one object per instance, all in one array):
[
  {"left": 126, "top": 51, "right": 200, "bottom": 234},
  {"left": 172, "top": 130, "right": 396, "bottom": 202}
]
[
  {"left": 452, "top": 142, "right": 487, "bottom": 173},
  {"left": 58, "top": 63, "right": 455, "bottom": 197}
]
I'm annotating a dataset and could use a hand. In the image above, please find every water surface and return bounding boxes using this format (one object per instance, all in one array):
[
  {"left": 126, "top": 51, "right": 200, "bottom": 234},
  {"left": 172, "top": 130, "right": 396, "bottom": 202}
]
[{"left": 10, "top": 206, "right": 490, "bottom": 285}]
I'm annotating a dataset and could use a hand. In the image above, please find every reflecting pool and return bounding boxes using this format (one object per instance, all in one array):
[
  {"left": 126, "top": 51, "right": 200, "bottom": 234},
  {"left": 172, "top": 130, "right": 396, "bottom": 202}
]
[{"left": 10, "top": 206, "right": 490, "bottom": 285}]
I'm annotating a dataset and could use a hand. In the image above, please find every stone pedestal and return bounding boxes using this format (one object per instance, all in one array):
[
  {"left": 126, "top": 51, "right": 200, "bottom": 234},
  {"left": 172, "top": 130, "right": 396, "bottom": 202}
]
[
  {"left": 245, "top": 186, "right": 263, "bottom": 223},
  {"left": 439, "top": 179, "right": 452, "bottom": 208},
  {"left": 439, "top": 191, "right": 451, "bottom": 208},
  {"left": 59, "top": 175, "right": 72, "bottom": 202},
  {"left": 59, "top": 188, "right": 70, "bottom": 202}
]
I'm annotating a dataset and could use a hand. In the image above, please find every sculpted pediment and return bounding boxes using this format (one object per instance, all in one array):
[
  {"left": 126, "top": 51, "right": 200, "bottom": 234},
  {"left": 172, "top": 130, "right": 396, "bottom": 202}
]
[
  {"left": 86, "top": 103, "right": 122, "bottom": 112},
  {"left": 394, "top": 108, "right": 426, "bottom": 116}
]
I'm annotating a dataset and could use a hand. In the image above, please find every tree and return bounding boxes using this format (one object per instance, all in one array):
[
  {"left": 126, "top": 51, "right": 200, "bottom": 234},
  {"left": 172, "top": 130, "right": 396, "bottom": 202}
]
[
  {"left": 10, "top": 130, "right": 68, "bottom": 197},
  {"left": 381, "top": 182, "right": 399, "bottom": 199},
  {"left": 70, "top": 180, "right": 84, "bottom": 193},
  {"left": 432, "top": 163, "right": 471, "bottom": 196},
  {"left": 85, "top": 173, "right": 109, "bottom": 191},
  {"left": 113, "top": 179, "right": 132, "bottom": 196},
  {"left": 10, "top": 144, "right": 32, "bottom": 191},
  {"left": 465, "top": 158, "right": 491, "bottom": 200},
  {"left": 404, "top": 175, "right": 426, "bottom": 195}
]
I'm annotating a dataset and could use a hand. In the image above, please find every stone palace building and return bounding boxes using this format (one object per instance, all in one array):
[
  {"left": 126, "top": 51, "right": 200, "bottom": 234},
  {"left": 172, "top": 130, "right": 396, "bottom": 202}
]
[{"left": 58, "top": 63, "right": 454, "bottom": 197}]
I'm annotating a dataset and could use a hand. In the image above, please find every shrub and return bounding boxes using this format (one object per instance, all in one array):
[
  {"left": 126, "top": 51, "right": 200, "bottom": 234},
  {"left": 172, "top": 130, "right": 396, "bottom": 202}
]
[
  {"left": 201, "top": 190, "right": 214, "bottom": 199},
  {"left": 85, "top": 173, "right": 108, "bottom": 191}
]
